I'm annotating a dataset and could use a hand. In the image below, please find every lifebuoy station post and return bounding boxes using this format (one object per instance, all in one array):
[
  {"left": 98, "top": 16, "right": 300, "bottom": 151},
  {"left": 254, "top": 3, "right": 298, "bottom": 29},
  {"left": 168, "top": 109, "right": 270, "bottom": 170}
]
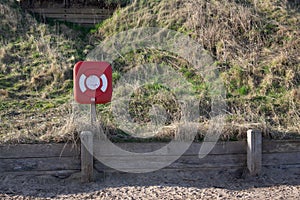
[{"left": 73, "top": 61, "right": 113, "bottom": 182}]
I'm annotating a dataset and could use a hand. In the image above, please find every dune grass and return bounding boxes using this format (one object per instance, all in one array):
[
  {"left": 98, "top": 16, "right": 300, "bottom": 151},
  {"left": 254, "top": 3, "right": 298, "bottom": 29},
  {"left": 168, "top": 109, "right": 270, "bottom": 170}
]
[
  {"left": 93, "top": 0, "right": 300, "bottom": 140},
  {"left": 0, "top": 0, "right": 299, "bottom": 143}
]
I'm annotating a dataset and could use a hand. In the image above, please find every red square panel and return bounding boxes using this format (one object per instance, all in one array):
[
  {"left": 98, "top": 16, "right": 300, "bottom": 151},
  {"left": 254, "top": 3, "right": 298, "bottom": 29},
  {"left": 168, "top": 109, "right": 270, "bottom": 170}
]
[{"left": 74, "top": 61, "right": 112, "bottom": 104}]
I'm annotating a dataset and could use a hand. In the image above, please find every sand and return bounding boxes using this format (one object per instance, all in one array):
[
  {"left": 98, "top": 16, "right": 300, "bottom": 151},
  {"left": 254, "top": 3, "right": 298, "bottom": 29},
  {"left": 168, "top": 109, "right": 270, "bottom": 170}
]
[{"left": 0, "top": 166, "right": 299, "bottom": 199}]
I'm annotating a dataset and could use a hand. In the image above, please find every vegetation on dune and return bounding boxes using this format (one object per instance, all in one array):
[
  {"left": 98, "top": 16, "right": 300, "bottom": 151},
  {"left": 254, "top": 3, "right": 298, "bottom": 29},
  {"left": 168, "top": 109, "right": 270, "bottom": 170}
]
[
  {"left": 94, "top": 0, "right": 300, "bottom": 140},
  {"left": 0, "top": 0, "right": 92, "bottom": 143},
  {"left": 0, "top": 0, "right": 300, "bottom": 143}
]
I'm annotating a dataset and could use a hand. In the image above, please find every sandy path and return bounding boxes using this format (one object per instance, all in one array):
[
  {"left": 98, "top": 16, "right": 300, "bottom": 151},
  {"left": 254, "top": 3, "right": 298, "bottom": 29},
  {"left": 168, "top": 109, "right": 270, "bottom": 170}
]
[{"left": 0, "top": 166, "right": 299, "bottom": 199}]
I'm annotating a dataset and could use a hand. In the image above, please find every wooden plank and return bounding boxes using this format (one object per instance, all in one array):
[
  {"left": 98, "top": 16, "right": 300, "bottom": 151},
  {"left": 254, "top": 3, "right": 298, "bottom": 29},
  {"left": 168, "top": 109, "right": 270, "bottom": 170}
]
[
  {"left": 263, "top": 152, "right": 300, "bottom": 166},
  {"left": 0, "top": 157, "right": 80, "bottom": 172},
  {"left": 52, "top": 18, "right": 107, "bottom": 23},
  {"left": 263, "top": 140, "right": 300, "bottom": 153},
  {"left": 80, "top": 131, "right": 94, "bottom": 183},
  {"left": 0, "top": 141, "right": 297, "bottom": 174},
  {"left": 1, "top": 152, "right": 297, "bottom": 174},
  {"left": 0, "top": 170, "right": 79, "bottom": 177},
  {"left": 171, "top": 154, "right": 246, "bottom": 169},
  {"left": 247, "top": 130, "right": 262, "bottom": 176},
  {"left": 93, "top": 141, "right": 246, "bottom": 156},
  {"left": 54, "top": 18, "right": 105, "bottom": 24},
  {"left": 41, "top": 13, "right": 110, "bottom": 19},
  {"left": 0, "top": 143, "right": 79, "bottom": 159},
  {"left": 95, "top": 166, "right": 244, "bottom": 174},
  {"left": 28, "top": 8, "right": 113, "bottom": 14},
  {"left": 198, "top": 141, "right": 247, "bottom": 155},
  {"left": 76, "top": 23, "right": 96, "bottom": 27},
  {"left": 0, "top": 141, "right": 245, "bottom": 159},
  {"left": 0, "top": 141, "right": 297, "bottom": 158},
  {"left": 94, "top": 154, "right": 246, "bottom": 171}
]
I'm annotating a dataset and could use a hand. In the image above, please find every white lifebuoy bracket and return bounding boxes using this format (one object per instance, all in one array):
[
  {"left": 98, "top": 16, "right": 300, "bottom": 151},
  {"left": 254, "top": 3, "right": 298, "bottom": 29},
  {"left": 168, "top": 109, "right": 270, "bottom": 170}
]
[
  {"left": 100, "top": 74, "right": 108, "bottom": 92},
  {"left": 79, "top": 74, "right": 87, "bottom": 93}
]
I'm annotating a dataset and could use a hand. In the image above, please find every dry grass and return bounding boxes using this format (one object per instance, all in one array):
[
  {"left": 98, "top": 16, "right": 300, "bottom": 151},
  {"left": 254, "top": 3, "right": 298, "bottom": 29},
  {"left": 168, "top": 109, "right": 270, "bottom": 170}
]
[
  {"left": 93, "top": 0, "right": 300, "bottom": 139},
  {"left": 0, "top": 0, "right": 300, "bottom": 143},
  {"left": 0, "top": 0, "right": 89, "bottom": 144}
]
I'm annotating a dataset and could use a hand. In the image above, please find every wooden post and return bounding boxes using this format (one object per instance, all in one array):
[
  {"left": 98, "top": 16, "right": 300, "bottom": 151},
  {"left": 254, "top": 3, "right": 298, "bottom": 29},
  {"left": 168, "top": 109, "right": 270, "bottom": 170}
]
[
  {"left": 81, "top": 131, "right": 93, "bottom": 182},
  {"left": 247, "top": 129, "right": 262, "bottom": 176}
]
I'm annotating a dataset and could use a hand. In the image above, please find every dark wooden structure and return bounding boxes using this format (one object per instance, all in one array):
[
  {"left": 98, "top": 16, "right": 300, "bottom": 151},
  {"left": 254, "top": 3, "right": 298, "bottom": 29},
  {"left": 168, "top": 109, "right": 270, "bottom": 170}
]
[
  {"left": 20, "top": 0, "right": 115, "bottom": 26},
  {"left": 21, "top": 0, "right": 110, "bottom": 9},
  {"left": 0, "top": 140, "right": 299, "bottom": 177}
]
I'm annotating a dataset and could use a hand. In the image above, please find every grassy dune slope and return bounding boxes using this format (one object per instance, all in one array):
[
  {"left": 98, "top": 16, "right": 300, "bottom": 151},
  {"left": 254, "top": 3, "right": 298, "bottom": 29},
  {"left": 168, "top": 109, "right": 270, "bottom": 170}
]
[
  {"left": 0, "top": 0, "right": 299, "bottom": 143},
  {"left": 0, "top": 0, "right": 92, "bottom": 143},
  {"left": 94, "top": 0, "right": 300, "bottom": 139}
]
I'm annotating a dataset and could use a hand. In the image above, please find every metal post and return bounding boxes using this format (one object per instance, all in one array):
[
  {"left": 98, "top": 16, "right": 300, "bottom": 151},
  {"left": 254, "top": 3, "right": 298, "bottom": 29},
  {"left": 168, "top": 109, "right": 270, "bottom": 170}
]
[{"left": 90, "top": 102, "right": 96, "bottom": 125}]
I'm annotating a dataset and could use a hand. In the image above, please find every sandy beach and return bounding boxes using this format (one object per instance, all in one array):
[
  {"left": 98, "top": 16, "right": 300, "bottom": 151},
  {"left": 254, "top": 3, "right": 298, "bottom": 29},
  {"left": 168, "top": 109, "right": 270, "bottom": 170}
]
[{"left": 0, "top": 166, "right": 299, "bottom": 199}]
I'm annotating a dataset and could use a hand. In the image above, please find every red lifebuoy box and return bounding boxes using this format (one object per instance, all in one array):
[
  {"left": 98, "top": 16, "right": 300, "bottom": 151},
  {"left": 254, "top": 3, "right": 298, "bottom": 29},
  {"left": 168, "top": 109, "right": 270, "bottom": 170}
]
[{"left": 74, "top": 61, "right": 112, "bottom": 104}]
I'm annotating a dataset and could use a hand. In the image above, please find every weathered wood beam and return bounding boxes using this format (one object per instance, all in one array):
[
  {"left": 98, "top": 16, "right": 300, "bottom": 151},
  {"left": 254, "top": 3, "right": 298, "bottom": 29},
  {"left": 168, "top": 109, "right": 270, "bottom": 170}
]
[
  {"left": 80, "top": 131, "right": 94, "bottom": 182},
  {"left": 247, "top": 129, "right": 262, "bottom": 176}
]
